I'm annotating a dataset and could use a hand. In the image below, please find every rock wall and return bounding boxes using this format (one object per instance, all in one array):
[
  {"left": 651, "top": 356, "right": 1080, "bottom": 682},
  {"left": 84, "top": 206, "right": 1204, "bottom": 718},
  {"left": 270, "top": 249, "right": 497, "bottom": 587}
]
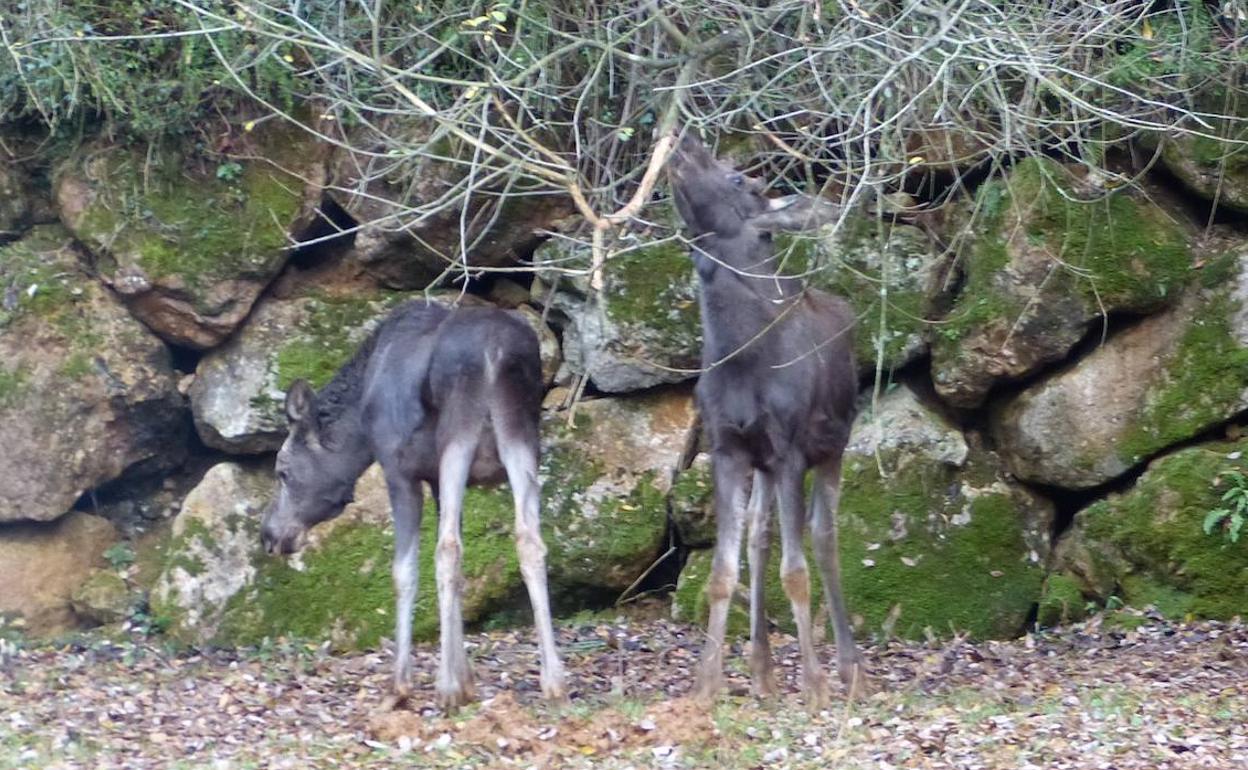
[{"left": 5, "top": 116, "right": 1248, "bottom": 648}]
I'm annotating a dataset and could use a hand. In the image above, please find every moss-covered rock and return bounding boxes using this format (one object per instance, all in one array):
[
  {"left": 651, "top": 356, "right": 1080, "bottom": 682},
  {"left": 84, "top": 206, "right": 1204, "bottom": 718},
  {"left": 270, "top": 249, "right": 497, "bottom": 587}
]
[
  {"left": 154, "top": 462, "right": 523, "bottom": 650},
  {"left": 0, "top": 226, "right": 186, "bottom": 523},
  {"left": 993, "top": 254, "right": 1248, "bottom": 489},
  {"left": 1140, "top": 88, "right": 1248, "bottom": 214},
  {"left": 55, "top": 125, "right": 325, "bottom": 348},
  {"left": 931, "top": 158, "right": 1192, "bottom": 407},
  {"left": 328, "top": 118, "right": 574, "bottom": 289},
  {"left": 190, "top": 290, "right": 405, "bottom": 453},
  {"left": 670, "top": 455, "right": 714, "bottom": 548},
  {"left": 1036, "top": 573, "right": 1087, "bottom": 628},
  {"left": 0, "top": 512, "right": 119, "bottom": 636},
  {"left": 69, "top": 569, "right": 134, "bottom": 626},
  {"left": 540, "top": 389, "right": 696, "bottom": 594},
  {"left": 533, "top": 222, "right": 702, "bottom": 393},
  {"left": 1050, "top": 438, "right": 1248, "bottom": 621},
  {"left": 775, "top": 212, "right": 941, "bottom": 373},
  {"left": 673, "top": 385, "right": 1052, "bottom": 640}
]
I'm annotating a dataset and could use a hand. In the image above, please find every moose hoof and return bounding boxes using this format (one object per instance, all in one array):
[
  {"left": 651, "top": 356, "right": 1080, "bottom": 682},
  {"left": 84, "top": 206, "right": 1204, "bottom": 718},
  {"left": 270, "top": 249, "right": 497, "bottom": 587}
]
[
  {"left": 436, "top": 685, "right": 474, "bottom": 713},
  {"left": 801, "top": 671, "right": 830, "bottom": 712},
  {"left": 379, "top": 688, "right": 410, "bottom": 713},
  {"left": 693, "top": 668, "right": 724, "bottom": 704}
]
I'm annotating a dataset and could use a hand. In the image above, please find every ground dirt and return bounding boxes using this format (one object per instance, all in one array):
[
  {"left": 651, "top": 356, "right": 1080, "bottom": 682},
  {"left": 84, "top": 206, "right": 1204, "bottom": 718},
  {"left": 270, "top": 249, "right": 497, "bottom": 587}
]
[{"left": 1, "top": 607, "right": 1246, "bottom": 769}]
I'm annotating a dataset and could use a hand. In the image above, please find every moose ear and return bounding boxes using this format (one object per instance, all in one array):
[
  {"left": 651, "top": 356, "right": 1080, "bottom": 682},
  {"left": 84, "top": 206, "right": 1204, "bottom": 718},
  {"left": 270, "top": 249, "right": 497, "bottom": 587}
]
[
  {"left": 285, "top": 379, "right": 317, "bottom": 428},
  {"left": 749, "top": 194, "right": 842, "bottom": 233}
]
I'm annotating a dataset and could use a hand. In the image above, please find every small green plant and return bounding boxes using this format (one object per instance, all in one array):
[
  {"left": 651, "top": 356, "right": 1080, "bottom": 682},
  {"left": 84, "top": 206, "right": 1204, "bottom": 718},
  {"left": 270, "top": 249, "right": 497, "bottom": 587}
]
[
  {"left": 103, "top": 542, "right": 135, "bottom": 569},
  {"left": 1205, "top": 470, "right": 1248, "bottom": 543},
  {"left": 215, "top": 161, "right": 244, "bottom": 182}
]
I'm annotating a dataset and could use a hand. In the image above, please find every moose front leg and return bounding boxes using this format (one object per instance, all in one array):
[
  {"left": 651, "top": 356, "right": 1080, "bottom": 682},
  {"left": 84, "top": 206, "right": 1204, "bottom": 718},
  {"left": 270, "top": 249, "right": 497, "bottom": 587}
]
[
  {"left": 695, "top": 448, "right": 750, "bottom": 702},
  {"left": 746, "top": 470, "right": 776, "bottom": 698},
  {"left": 384, "top": 474, "right": 424, "bottom": 707}
]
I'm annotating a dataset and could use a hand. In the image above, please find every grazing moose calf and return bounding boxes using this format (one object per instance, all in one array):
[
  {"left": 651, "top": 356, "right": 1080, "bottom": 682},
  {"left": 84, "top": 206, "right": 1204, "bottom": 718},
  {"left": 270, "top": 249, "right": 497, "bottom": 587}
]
[
  {"left": 260, "top": 299, "right": 565, "bottom": 710},
  {"left": 667, "top": 134, "right": 864, "bottom": 707}
]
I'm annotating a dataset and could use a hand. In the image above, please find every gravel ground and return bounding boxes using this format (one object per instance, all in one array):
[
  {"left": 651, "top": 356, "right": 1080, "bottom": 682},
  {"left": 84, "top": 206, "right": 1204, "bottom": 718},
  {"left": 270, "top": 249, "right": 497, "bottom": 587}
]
[{"left": 2, "top": 609, "right": 1246, "bottom": 769}]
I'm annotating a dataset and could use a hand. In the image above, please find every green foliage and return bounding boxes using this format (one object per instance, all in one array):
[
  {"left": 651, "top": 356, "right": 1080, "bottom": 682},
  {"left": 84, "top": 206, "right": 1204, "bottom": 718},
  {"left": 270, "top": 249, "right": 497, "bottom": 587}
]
[
  {"left": 1205, "top": 469, "right": 1248, "bottom": 544},
  {"left": 2, "top": 1, "right": 297, "bottom": 140},
  {"left": 102, "top": 542, "right": 135, "bottom": 569}
]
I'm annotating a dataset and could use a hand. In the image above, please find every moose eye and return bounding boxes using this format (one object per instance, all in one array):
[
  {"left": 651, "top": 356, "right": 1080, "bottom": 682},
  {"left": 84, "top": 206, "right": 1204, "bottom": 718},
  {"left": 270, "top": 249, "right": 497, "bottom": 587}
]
[
  {"left": 277, "top": 469, "right": 290, "bottom": 484},
  {"left": 728, "top": 173, "right": 744, "bottom": 188}
]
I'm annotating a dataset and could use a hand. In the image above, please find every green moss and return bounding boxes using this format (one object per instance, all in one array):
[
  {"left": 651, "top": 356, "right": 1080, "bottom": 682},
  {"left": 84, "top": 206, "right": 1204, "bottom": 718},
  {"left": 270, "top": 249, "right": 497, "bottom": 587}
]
[
  {"left": 1076, "top": 439, "right": 1248, "bottom": 620},
  {"left": 71, "top": 139, "right": 308, "bottom": 303},
  {"left": 1118, "top": 292, "right": 1248, "bottom": 464},
  {"left": 670, "top": 462, "right": 714, "bottom": 548},
  {"left": 539, "top": 415, "right": 668, "bottom": 593},
  {"left": 603, "top": 239, "right": 701, "bottom": 348},
  {"left": 0, "top": 365, "right": 28, "bottom": 409},
  {"left": 776, "top": 215, "right": 932, "bottom": 368},
  {"left": 57, "top": 352, "right": 92, "bottom": 380},
  {"left": 674, "top": 451, "right": 1045, "bottom": 641},
  {"left": 935, "top": 158, "right": 1190, "bottom": 352},
  {"left": 0, "top": 226, "right": 89, "bottom": 335},
  {"left": 1036, "top": 573, "right": 1087, "bottom": 627},
  {"left": 218, "top": 487, "right": 519, "bottom": 650},
  {"left": 274, "top": 294, "right": 403, "bottom": 390},
  {"left": 1010, "top": 159, "right": 1190, "bottom": 310}
]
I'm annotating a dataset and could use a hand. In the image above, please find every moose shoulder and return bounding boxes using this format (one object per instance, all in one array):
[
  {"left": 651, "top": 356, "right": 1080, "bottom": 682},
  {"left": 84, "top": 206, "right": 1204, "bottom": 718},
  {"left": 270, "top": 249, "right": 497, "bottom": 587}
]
[{"left": 260, "top": 299, "right": 565, "bottom": 711}]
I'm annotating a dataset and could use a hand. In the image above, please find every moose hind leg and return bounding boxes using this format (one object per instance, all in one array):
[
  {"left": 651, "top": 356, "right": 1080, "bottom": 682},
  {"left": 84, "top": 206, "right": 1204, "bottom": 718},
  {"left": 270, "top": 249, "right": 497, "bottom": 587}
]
[
  {"left": 812, "top": 456, "right": 866, "bottom": 691},
  {"left": 776, "top": 460, "right": 828, "bottom": 710},
  {"left": 434, "top": 439, "right": 476, "bottom": 711},
  {"left": 695, "top": 447, "right": 750, "bottom": 703},
  {"left": 384, "top": 472, "right": 424, "bottom": 707},
  {"left": 498, "top": 422, "right": 566, "bottom": 702},
  {"left": 746, "top": 470, "right": 777, "bottom": 698}
]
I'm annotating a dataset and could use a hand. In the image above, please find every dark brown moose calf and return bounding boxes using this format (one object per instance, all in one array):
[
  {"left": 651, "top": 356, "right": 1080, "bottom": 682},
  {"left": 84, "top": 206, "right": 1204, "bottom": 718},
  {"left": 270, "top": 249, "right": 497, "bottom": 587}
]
[
  {"left": 667, "top": 133, "right": 864, "bottom": 708},
  {"left": 260, "top": 299, "right": 565, "bottom": 711}
]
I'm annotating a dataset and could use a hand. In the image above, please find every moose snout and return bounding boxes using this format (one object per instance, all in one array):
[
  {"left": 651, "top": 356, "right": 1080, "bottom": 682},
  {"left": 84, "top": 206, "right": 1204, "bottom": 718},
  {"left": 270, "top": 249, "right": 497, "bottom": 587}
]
[{"left": 260, "top": 521, "right": 303, "bottom": 556}]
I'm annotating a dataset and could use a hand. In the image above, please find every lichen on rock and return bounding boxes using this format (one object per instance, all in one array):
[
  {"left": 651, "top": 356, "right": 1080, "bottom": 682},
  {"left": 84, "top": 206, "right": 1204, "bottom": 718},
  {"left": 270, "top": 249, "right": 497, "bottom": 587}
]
[{"left": 190, "top": 291, "right": 405, "bottom": 453}]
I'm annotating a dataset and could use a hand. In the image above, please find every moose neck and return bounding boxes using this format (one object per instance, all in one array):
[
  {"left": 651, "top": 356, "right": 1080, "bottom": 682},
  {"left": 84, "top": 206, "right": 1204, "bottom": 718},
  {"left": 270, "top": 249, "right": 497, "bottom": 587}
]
[
  {"left": 310, "top": 343, "right": 376, "bottom": 479},
  {"left": 692, "top": 232, "right": 804, "bottom": 364}
]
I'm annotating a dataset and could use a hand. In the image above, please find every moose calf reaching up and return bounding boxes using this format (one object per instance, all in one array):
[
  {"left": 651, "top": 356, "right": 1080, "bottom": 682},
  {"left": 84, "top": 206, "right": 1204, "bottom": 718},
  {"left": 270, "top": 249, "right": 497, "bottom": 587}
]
[
  {"left": 260, "top": 299, "right": 565, "bottom": 711},
  {"left": 667, "top": 133, "right": 864, "bottom": 708}
]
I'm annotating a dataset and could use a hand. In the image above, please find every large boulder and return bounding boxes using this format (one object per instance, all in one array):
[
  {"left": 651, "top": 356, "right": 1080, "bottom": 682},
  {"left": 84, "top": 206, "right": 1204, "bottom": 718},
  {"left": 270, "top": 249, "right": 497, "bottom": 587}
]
[
  {"left": 0, "top": 226, "right": 186, "bottom": 523},
  {"left": 540, "top": 388, "right": 697, "bottom": 595},
  {"left": 152, "top": 462, "right": 524, "bottom": 650},
  {"left": 930, "top": 158, "right": 1192, "bottom": 408},
  {"left": 190, "top": 291, "right": 404, "bottom": 453},
  {"left": 56, "top": 124, "right": 326, "bottom": 348},
  {"left": 776, "top": 212, "right": 943, "bottom": 372},
  {"left": 993, "top": 253, "right": 1248, "bottom": 489},
  {"left": 674, "top": 385, "right": 1053, "bottom": 640},
  {"left": 327, "top": 120, "right": 574, "bottom": 289},
  {"left": 533, "top": 224, "right": 702, "bottom": 393},
  {"left": 1049, "top": 438, "right": 1248, "bottom": 620},
  {"left": 0, "top": 513, "right": 118, "bottom": 635}
]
